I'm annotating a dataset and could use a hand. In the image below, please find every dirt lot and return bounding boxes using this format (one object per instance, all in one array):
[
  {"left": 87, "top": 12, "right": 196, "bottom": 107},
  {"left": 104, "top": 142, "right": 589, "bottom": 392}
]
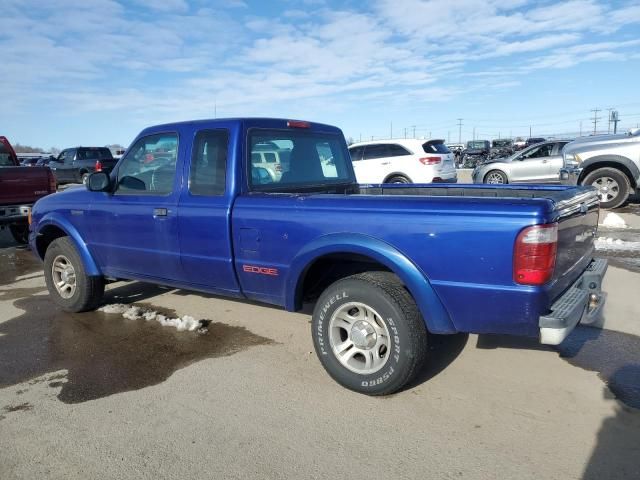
[{"left": 1, "top": 207, "right": 639, "bottom": 479}]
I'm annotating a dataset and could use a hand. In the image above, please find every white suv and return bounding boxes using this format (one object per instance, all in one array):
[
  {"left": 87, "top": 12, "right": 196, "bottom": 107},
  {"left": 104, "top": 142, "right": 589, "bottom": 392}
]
[{"left": 348, "top": 139, "right": 457, "bottom": 184}]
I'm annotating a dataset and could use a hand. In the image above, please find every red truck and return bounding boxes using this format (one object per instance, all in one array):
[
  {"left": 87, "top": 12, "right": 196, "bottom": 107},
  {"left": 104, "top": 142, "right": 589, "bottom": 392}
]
[{"left": 0, "top": 136, "right": 57, "bottom": 244}]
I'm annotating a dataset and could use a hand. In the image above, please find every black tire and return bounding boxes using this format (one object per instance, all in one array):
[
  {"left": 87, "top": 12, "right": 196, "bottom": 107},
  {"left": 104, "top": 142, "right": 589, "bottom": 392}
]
[
  {"left": 386, "top": 175, "right": 411, "bottom": 184},
  {"left": 9, "top": 224, "right": 29, "bottom": 245},
  {"left": 44, "top": 237, "right": 104, "bottom": 312},
  {"left": 484, "top": 170, "right": 508, "bottom": 184},
  {"left": 312, "top": 272, "right": 428, "bottom": 395},
  {"left": 81, "top": 171, "right": 90, "bottom": 184},
  {"left": 581, "top": 167, "right": 630, "bottom": 209}
]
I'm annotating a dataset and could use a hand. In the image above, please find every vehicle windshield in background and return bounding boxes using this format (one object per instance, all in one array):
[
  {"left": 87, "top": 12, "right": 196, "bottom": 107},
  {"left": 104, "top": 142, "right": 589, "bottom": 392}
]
[
  {"left": 248, "top": 130, "right": 352, "bottom": 190},
  {"left": 77, "top": 147, "right": 114, "bottom": 160},
  {"left": 0, "top": 143, "right": 14, "bottom": 166},
  {"left": 423, "top": 140, "right": 450, "bottom": 154},
  {"left": 492, "top": 140, "right": 512, "bottom": 148},
  {"left": 467, "top": 141, "right": 487, "bottom": 150}
]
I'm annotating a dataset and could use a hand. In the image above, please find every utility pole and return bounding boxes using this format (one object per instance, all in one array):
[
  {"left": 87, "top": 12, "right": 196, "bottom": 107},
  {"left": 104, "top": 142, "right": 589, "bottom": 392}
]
[
  {"left": 411, "top": 125, "right": 416, "bottom": 138},
  {"left": 611, "top": 110, "right": 620, "bottom": 134},
  {"left": 390, "top": 121, "right": 393, "bottom": 139},
  {"left": 457, "top": 118, "right": 463, "bottom": 143},
  {"left": 579, "top": 121, "right": 582, "bottom": 137},
  {"left": 472, "top": 126, "right": 476, "bottom": 140},
  {"left": 591, "top": 108, "right": 601, "bottom": 134},
  {"left": 447, "top": 131, "right": 450, "bottom": 143},
  {"left": 607, "top": 108, "right": 613, "bottom": 134},
  {"left": 404, "top": 128, "right": 407, "bottom": 139},
  {"left": 529, "top": 125, "right": 532, "bottom": 138}
]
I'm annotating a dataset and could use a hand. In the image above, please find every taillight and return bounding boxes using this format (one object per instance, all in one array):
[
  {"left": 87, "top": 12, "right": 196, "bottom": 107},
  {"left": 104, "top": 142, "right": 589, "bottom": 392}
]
[
  {"left": 95, "top": 160, "right": 102, "bottom": 171},
  {"left": 419, "top": 156, "right": 441, "bottom": 165},
  {"left": 47, "top": 169, "right": 57, "bottom": 193},
  {"left": 514, "top": 223, "right": 558, "bottom": 285}
]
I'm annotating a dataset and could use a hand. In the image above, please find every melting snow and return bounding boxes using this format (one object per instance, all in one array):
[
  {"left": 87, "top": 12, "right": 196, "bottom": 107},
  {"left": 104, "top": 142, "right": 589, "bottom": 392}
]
[
  {"left": 595, "top": 237, "right": 640, "bottom": 251},
  {"left": 98, "top": 304, "right": 208, "bottom": 333},
  {"left": 600, "top": 213, "right": 627, "bottom": 228}
]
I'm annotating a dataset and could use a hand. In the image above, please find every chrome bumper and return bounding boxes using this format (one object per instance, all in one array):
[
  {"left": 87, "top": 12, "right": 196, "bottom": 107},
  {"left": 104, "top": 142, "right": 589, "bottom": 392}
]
[
  {"left": 0, "top": 204, "right": 31, "bottom": 225},
  {"left": 539, "top": 258, "right": 608, "bottom": 345}
]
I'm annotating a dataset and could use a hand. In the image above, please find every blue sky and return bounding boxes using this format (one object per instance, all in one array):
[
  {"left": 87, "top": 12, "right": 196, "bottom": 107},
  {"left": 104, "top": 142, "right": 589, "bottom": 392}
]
[{"left": 3, "top": 0, "right": 640, "bottom": 149}]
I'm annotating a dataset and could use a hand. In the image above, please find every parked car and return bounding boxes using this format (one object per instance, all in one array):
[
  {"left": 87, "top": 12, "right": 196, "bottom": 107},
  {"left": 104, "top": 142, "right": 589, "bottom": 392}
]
[
  {"left": 0, "top": 136, "right": 56, "bottom": 243},
  {"left": 525, "top": 137, "right": 546, "bottom": 147},
  {"left": 489, "top": 139, "right": 514, "bottom": 159},
  {"left": 461, "top": 140, "right": 490, "bottom": 168},
  {"left": 348, "top": 139, "right": 457, "bottom": 184},
  {"left": 48, "top": 147, "right": 118, "bottom": 184},
  {"left": 30, "top": 118, "right": 606, "bottom": 396},
  {"left": 560, "top": 128, "right": 640, "bottom": 209},
  {"left": 472, "top": 140, "right": 570, "bottom": 184},
  {"left": 19, "top": 157, "right": 42, "bottom": 166},
  {"left": 513, "top": 138, "right": 527, "bottom": 150}
]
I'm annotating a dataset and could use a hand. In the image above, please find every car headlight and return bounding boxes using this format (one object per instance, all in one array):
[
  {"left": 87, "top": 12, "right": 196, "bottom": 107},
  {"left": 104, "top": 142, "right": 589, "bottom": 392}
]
[{"left": 563, "top": 152, "right": 582, "bottom": 168}]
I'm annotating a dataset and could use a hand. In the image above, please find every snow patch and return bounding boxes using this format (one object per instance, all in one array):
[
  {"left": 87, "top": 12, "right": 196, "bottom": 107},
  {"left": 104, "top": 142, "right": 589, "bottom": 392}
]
[
  {"left": 595, "top": 237, "right": 640, "bottom": 251},
  {"left": 600, "top": 213, "right": 627, "bottom": 228},
  {"left": 98, "top": 304, "right": 208, "bottom": 333}
]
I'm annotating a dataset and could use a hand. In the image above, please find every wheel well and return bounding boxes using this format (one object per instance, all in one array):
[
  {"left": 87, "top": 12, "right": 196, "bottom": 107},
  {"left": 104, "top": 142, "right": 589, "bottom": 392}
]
[
  {"left": 579, "top": 162, "right": 636, "bottom": 189},
  {"left": 383, "top": 173, "right": 411, "bottom": 183},
  {"left": 35, "top": 225, "right": 67, "bottom": 260},
  {"left": 295, "top": 253, "right": 393, "bottom": 310}
]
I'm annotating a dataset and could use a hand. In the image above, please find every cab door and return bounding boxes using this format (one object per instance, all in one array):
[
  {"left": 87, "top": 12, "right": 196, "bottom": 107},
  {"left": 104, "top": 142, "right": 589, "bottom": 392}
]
[
  {"left": 359, "top": 144, "right": 392, "bottom": 183},
  {"left": 87, "top": 132, "right": 183, "bottom": 281},
  {"left": 543, "top": 142, "right": 569, "bottom": 182},
  {"left": 509, "top": 143, "right": 554, "bottom": 183}
]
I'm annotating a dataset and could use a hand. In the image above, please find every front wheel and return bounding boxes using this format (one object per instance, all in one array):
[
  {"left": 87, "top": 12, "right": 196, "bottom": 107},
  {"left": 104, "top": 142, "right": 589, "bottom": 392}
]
[
  {"left": 44, "top": 237, "right": 105, "bottom": 312},
  {"left": 312, "top": 272, "right": 428, "bottom": 395},
  {"left": 484, "top": 170, "right": 508, "bottom": 184},
  {"left": 582, "top": 167, "right": 630, "bottom": 209}
]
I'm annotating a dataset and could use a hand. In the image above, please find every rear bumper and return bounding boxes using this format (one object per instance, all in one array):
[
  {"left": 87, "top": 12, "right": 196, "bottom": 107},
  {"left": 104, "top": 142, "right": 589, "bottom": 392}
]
[
  {"left": 559, "top": 166, "right": 582, "bottom": 185},
  {"left": 539, "top": 258, "right": 607, "bottom": 345},
  {"left": 0, "top": 204, "right": 31, "bottom": 225}
]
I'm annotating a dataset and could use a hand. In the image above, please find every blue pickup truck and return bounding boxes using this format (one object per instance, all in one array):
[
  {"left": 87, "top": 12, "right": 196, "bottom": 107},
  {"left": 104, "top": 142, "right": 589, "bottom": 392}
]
[{"left": 29, "top": 118, "right": 607, "bottom": 395}]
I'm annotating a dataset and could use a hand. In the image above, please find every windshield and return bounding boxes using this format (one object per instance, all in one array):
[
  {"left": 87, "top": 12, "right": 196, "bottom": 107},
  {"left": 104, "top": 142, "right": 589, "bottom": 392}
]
[
  {"left": 467, "top": 141, "right": 487, "bottom": 149},
  {"left": 492, "top": 140, "right": 512, "bottom": 148},
  {"left": 248, "top": 129, "right": 352, "bottom": 191}
]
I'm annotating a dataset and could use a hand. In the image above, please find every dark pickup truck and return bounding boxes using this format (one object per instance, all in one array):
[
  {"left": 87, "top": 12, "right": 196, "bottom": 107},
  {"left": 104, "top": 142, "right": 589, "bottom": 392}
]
[
  {"left": 0, "top": 136, "right": 56, "bottom": 243},
  {"left": 30, "top": 118, "right": 607, "bottom": 395},
  {"left": 48, "top": 147, "right": 118, "bottom": 184}
]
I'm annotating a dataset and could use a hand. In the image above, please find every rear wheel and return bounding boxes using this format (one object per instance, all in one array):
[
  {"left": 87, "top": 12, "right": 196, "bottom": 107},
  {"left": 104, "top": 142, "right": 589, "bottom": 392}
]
[
  {"left": 312, "top": 272, "right": 428, "bottom": 395},
  {"left": 484, "top": 170, "right": 508, "bottom": 184},
  {"left": 386, "top": 175, "right": 411, "bottom": 184},
  {"left": 81, "top": 171, "right": 90, "bottom": 184},
  {"left": 582, "top": 167, "right": 630, "bottom": 209},
  {"left": 44, "top": 237, "right": 104, "bottom": 312}
]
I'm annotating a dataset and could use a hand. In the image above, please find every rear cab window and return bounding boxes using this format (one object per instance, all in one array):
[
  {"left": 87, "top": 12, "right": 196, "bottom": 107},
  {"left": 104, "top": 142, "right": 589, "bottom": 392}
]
[
  {"left": 248, "top": 129, "right": 352, "bottom": 191},
  {"left": 77, "top": 147, "right": 114, "bottom": 160}
]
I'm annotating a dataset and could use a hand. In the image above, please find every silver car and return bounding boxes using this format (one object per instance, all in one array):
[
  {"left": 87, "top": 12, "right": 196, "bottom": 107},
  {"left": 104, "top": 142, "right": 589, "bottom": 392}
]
[{"left": 472, "top": 140, "right": 569, "bottom": 184}]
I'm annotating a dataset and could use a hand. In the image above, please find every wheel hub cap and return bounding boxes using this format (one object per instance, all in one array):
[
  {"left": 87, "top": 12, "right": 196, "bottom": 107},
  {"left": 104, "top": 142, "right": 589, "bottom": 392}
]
[{"left": 351, "top": 320, "right": 377, "bottom": 349}]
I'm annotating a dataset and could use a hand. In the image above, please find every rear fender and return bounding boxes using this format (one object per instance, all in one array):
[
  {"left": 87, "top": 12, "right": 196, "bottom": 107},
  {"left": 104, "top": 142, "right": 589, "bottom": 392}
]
[
  {"left": 36, "top": 213, "right": 101, "bottom": 276},
  {"left": 286, "top": 233, "right": 455, "bottom": 334}
]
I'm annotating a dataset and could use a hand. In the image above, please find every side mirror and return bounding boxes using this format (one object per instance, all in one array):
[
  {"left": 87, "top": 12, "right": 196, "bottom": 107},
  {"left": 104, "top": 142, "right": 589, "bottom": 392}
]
[{"left": 86, "top": 172, "right": 111, "bottom": 192}]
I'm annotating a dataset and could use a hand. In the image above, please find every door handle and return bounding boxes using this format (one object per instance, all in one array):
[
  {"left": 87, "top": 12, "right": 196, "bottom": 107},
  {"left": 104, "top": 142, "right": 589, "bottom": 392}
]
[{"left": 153, "top": 208, "right": 168, "bottom": 217}]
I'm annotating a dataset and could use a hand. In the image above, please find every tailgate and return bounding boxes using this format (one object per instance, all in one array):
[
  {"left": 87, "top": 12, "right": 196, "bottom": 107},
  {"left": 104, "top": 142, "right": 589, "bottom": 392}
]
[
  {"left": 550, "top": 189, "right": 600, "bottom": 298},
  {"left": 0, "top": 166, "right": 51, "bottom": 205}
]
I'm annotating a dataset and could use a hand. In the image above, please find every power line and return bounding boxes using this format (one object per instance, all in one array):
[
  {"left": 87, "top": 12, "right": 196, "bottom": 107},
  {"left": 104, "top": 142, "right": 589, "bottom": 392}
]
[{"left": 591, "top": 108, "right": 601, "bottom": 134}]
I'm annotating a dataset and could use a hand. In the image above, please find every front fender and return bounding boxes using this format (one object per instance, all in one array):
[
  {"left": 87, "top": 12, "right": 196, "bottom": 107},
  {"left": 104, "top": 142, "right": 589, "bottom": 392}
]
[
  {"left": 580, "top": 154, "right": 640, "bottom": 187},
  {"left": 36, "top": 213, "right": 102, "bottom": 276},
  {"left": 286, "top": 233, "right": 455, "bottom": 334}
]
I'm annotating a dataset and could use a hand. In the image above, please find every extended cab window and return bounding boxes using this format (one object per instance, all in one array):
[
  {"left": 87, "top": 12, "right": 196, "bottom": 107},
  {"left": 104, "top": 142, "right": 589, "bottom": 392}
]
[
  {"left": 116, "top": 133, "right": 178, "bottom": 195},
  {"left": 248, "top": 130, "right": 351, "bottom": 191},
  {"left": 189, "top": 129, "right": 227, "bottom": 196}
]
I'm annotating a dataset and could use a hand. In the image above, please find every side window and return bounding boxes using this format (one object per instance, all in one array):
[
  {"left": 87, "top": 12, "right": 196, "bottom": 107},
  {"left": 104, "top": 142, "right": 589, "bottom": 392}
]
[
  {"left": 116, "top": 133, "right": 178, "bottom": 195},
  {"left": 387, "top": 144, "right": 412, "bottom": 157},
  {"left": 189, "top": 129, "right": 227, "bottom": 196},
  {"left": 63, "top": 150, "right": 75, "bottom": 163},
  {"left": 349, "top": 146, "right": 364, "bottom": 161},
  {"left": 362, "top": 144, "right": 389, "bottom": 160}
]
